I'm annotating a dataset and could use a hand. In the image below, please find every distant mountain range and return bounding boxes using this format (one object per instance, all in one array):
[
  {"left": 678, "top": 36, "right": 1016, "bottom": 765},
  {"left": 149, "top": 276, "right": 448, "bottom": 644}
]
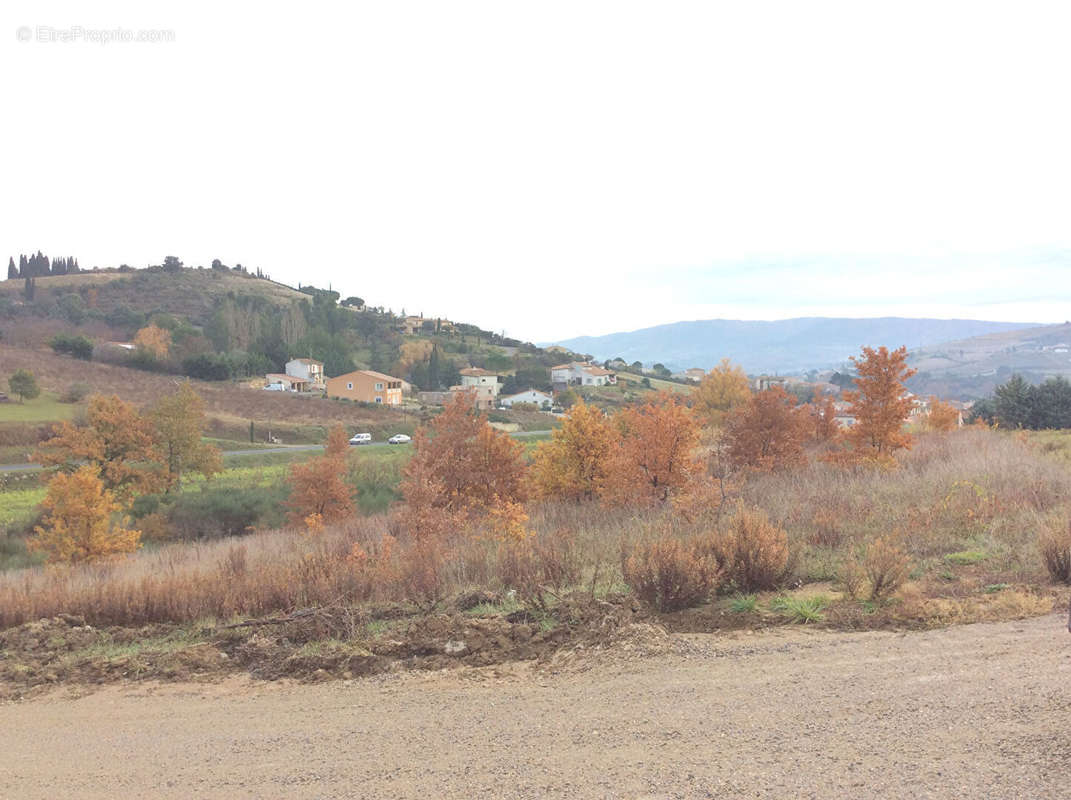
[{"left": 550, "top": 317, "right": 1040, "bottom": 374}]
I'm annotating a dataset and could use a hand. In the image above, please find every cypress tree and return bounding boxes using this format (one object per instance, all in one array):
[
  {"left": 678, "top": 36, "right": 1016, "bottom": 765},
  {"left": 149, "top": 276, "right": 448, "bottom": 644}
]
[{"left": 6, "top": 257, "right": 16, "bottom": 280}]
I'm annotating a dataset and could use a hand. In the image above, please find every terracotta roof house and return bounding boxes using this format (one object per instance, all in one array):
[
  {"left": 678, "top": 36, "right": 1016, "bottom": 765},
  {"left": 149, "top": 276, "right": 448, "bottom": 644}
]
[
  {"left": 459, "top": 367, "right": 501, "bottom": 396},
  {"left": 326, "top": 370, "right": 403, "bottom": 405},
  {"left": 551, "top": 362, "right": 617, "bottom": 387},
  {"left": 285, "top": 358, "right": 325, "bottom": 390}
]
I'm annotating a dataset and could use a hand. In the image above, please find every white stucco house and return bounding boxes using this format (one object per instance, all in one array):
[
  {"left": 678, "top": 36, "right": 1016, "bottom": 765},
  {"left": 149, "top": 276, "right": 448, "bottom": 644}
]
[
  {"left": 285, "top": 358, "right": 325, "bottom": 390},
  {"left": 551, "top": 362, "right": 617, "bottom": 387},
  {"left": 459, "top": 367, "right": 501, "bottom": 397},
  {"left": 499, "top": 389, "right": 553, "bottom": 409}
]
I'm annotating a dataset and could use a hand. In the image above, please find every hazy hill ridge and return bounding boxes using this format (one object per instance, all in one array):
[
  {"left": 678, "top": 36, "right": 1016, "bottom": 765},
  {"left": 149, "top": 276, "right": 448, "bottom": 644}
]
[{"left": 551, "top": 317, "right": 1038, "bottom": 374}]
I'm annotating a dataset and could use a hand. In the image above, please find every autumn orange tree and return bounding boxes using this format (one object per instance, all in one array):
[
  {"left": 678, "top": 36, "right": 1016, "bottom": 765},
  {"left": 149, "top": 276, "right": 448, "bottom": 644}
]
[
  {"left": 693, "top": 358, "right": 751, "bottom": 427},
  {"left": 35, "top": 394, "right": 163, "bottom": 501},
  {"left": 286, "top": 424, "right": 355, "bottom": 527},
  {"left": 925, "top": 396, "right": 960, "bottom": 432},
  {"left": 532, "top": 400, "right": 615, "bottom": 501},
  {"left": 29, "top": 466, "right": 141, "bottom": 563},
  {"left": 400, "top": 391, "right": 528, "bottom": 536},
  {"left": 807, "top": 390, "right": 839, "bottom": 443},
  {"left": 724, "top": 386, "right": 808, "bottom": 471},
  {"left": 841, "top": 345, "right": 917, "bottom": 458},
  {"left": 149, "top": 382, "right": 222, "bottom": 491},
  {"left": 601, "top": 392, "right": 701, "bottom": 506},
  {"left": 134, "top": 324, "right": 172, "bottom": 360}
]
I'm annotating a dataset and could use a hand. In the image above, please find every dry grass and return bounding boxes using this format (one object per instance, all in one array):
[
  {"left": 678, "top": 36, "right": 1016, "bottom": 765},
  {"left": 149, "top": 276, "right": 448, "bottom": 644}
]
[{"left": 0, "top": 427, "right": 1067, "bottom": 631}]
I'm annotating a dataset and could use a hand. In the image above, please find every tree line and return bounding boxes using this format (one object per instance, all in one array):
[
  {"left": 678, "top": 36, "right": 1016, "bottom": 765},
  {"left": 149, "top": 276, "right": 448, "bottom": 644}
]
[
  {"left": 968, "top": 374, "right": 1071, "bottom": 430},
  {"left": 6, "top": 252, "right": 80, "bottom": 279}
]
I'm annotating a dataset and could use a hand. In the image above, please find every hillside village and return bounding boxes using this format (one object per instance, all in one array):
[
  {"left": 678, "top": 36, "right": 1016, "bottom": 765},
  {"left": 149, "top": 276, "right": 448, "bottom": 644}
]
[{"left": 0, "top": 257, "right": 997, "bottom": 445}]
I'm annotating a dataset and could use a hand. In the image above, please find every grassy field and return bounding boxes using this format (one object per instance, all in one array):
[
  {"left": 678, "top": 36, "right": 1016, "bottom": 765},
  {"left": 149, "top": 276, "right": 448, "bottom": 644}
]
[
  {"left": 614, "top": 371, "right": 694, "bottom": 394},
  {"left": 0, "top": 394, "right": 79, "bottom": 423}
]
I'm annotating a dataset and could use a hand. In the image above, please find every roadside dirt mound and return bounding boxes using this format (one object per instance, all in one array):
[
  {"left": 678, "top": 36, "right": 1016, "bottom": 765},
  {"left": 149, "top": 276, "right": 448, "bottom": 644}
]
[{"left": 0, "top": 596, "right": 671, "bottom": 696}]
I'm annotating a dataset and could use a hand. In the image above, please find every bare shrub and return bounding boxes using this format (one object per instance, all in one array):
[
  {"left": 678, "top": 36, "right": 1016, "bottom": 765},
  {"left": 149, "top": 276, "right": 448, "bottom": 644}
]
[
  {"left": 496, "top": 527, "right": 582, "bottom": 609},
  {"left": 394, "top": 537, "right": 449, "bottom": 611},
  {"left": 1038, "top": 519, "right": 1071, "bottom": 584},
  {"left": 863, "top": 537, "right": 910, "bottom": 600},
  {"left": 709, "top": 504, "right": 793, "bottom": 593},
  {"left": 837, "top": 558, "right": 867, "bottom": 601},
  {"left": 621, "top": 535, "right": 720, "bottom": 612},
  {"left": 807, "top": 508, "right": 844, "bottom": 548}
]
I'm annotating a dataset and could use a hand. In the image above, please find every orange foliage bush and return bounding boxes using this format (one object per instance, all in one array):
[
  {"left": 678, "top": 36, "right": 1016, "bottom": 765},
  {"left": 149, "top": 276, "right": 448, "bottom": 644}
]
[
  {"left": 532, "top": 401, "right": 615, "bottom": 501},
  {"left": 621, "top": 534, "right": 721, "bottom": 611},
  {"left": 35, "top": 394, "right": 163, "bottom": 501},
  {"left": 841, "top": 345, "right": 917, "bottom": 458},
  {"left": 724, "top": 386, "right": 808, "bottom": 471},
  {"left": 807, "top": 391, "right": 839, "bottom": 443},
  {"left": 693, "top": 358, "right": 750, "bottom": 427},
  {"left": 708, "top": 504, "right": 793, "bottom": 592},
  {"left": 926, "top": 397, "right": 961, "bottom": 432},
  {"left": 134, "top": 324, "right": 171, "bottom": 360},
  {"left": 601, "top": 392, "right": 701, "bottom": 506},
  {"left": 29, "top": 467, "right": 141, "bottom": 564},
  {"left": 399, "top": 391, "right": 527, "bottom": 534},
  {"left": 286, "top": 425, "right": 355, "bottom": 527}
]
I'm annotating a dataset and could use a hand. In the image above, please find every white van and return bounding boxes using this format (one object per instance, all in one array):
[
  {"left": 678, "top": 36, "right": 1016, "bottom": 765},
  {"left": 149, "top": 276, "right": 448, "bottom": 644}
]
[{"left": 348, "top": 433, "right": 372, "bottom": 446}]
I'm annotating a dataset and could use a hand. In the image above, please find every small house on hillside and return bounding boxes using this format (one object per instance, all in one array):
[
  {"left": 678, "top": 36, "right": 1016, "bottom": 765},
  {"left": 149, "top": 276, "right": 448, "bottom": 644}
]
[
  {"left": 264, "top": 373, "right": 309, "bottom": 392},
  {"left": 499, "top": 389, "right": 553, "bottom": 409},
  {"left": 451, "top": 384, "right": 497, "bottom": 410},
  {"left": 285, "top": 358, "right": 325, "bottom": 391},
  {"left": 459, "top": 367, "right": 501, "bottom": 397},
  {"left": 551, "top": 362, "right": 616, "bottom": 389},
  {"left": 326, "top": 370, "right": 403, "bottom": 405}
]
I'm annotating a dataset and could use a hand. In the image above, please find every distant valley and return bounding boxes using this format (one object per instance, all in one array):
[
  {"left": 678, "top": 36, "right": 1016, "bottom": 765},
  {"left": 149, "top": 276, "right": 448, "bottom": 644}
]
[{"left": 552, "top": 317, "right": 1039, "bottom": 373}]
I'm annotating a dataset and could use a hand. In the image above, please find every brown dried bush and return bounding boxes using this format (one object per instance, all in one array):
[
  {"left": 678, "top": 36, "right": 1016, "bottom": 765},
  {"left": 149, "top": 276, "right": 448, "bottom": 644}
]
[
  {"left": 709, "top": 504, "right": 793, "bottom": 593},
  {"left": 621, "top": 535, "right": 721, "bottom": 612},
  {"left": 394, "top": 537, "right": 450, "bottom": 612},
  {"left": 840, "top": 537, "right": 910, "bottom": 601},
  {"left": 1038, "top": 519, "right": 1071, "bottom": 584},
  {"left": 807, "top": 508, "right": 844, "bottom": 549},
  {"left": 496, "top": 527, "right": 582, "bottom": 609},
  {"left": 864, "top": 537, "right": 910, "bottom": 600}
]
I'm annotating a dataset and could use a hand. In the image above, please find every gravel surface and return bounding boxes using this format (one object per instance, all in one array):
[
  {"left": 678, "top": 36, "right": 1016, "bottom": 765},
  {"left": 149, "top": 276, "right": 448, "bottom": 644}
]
[{"left": 2, "top": 612, "right": 1069, "bottom": 799}]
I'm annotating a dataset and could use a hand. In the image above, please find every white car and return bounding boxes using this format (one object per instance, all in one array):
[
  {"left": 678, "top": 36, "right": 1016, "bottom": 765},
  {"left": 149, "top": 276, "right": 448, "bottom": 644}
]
[
  {"left": 348, "top": 433, "right": 372, "bottom": 446},
  {"left": 387, "top": 434, "right": 412, "bottom": 445}
]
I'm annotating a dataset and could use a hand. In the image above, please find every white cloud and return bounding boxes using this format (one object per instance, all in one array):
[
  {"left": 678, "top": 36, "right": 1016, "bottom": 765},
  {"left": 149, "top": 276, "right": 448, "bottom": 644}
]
[{"left": 2, "top": 0, "right": 1069, "bottom": 342}]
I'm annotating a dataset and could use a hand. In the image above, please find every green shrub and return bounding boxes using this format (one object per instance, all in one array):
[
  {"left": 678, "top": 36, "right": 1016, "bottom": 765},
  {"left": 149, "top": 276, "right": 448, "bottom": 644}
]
[
  {"left": 944, "top": 550, "right": 987, "bottom": 566},
  {"left": 163, "top": 486, "right": 287, "bottom": 539},
  {"left": 59, "top": 382, "right": 91, "bottom": 403},
  {"left": 48, "top": 333, "right": 94, "bottom": 360},
  {"left": 729, "top": 593, "right": 757, "bottom": 613},
  {"left": 771, "top": 594, "right": 829, "bottom": 623}
]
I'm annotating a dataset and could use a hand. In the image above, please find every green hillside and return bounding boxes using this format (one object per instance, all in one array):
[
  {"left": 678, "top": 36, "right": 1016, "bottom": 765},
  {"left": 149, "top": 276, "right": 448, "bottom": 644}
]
[{"left": 0, "top": 264, "right": 576, "bottom": 394}]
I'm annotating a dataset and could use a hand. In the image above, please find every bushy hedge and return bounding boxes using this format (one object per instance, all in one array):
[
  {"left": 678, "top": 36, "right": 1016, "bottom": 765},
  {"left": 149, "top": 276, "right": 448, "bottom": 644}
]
[{"left": 48, "top": 333, "right": 94, "bottom": 360}]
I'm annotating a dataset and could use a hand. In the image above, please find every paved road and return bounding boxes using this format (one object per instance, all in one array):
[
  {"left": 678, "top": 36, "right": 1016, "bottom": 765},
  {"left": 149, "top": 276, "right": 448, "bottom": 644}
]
[
  {"left": 0, "top": 431, "right": 553, "bottom": 473},
  {"left": 1, "top": 612, "right": 1068, "bottom": 799}
]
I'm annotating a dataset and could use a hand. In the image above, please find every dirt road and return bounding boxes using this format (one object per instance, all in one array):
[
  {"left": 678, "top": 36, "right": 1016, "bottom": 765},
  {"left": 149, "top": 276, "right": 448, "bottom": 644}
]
[{"left": 2, "top": 613, "right": 1069, "bottom": 799}]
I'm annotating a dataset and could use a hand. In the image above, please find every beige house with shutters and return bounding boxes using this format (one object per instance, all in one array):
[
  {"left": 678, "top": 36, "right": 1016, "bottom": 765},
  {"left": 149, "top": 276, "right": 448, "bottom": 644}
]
[{"left": 325, "top": 370, "right": 403, "bottom": 405}]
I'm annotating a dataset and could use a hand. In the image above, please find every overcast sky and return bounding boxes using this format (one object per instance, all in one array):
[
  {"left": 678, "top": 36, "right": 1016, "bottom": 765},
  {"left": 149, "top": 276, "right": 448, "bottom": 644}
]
[{"left": 3, "top": 1, "right": 1069, "bottom": 342}]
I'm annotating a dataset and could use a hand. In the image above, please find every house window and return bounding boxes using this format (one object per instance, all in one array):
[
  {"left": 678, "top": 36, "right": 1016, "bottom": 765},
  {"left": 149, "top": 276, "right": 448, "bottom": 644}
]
[
  {"left": 375, "top": 382, "right": 384, "bottom": 391},
  {"left": 375, "top": 397, "right": 382, "bottom": 404},
  {"left": 347, "top": 382, "right": 353, "bottom": 390}
]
